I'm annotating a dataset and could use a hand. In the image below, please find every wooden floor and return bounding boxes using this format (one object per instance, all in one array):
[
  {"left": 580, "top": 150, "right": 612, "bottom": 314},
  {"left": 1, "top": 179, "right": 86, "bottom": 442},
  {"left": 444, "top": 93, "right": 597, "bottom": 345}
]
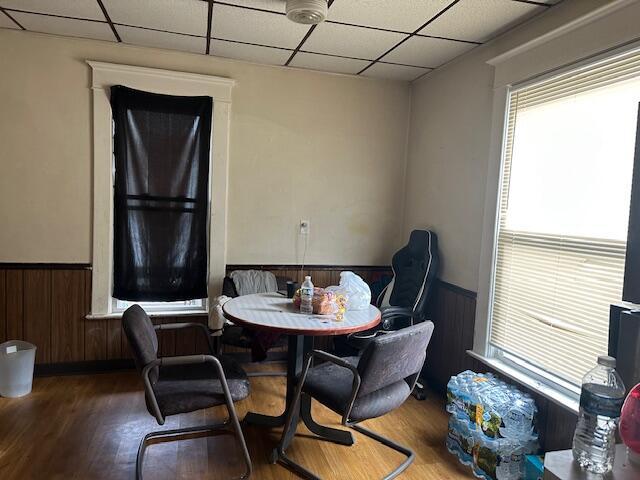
[{"left": 0, "top": 365, "right": 473, "bottom": 479}]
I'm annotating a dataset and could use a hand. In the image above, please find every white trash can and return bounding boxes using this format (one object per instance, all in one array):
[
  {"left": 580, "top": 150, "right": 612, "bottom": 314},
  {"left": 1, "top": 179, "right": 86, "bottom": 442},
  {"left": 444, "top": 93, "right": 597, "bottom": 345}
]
[{"left": 0, "top": 340, "right": 37, "bottom": 398}]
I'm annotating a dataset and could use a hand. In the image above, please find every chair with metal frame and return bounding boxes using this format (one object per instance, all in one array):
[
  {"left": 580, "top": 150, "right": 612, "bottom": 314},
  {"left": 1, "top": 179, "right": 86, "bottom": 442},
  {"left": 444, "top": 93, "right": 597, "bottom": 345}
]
[
  {"left": 272, "top": 321, "right": 434, "bottom": 480},
  {"left": 122, "top": 304, "right": 252, "bottom": 480}
]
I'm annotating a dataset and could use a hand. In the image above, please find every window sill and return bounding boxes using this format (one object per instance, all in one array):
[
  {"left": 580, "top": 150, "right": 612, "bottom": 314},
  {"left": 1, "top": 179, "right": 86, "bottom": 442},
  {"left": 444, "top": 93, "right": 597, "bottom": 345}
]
[
  {"left": 467, "top": 350, "right": 580, "bottom": 415},
  {"left": 86, "top": 309, "right": 208, "bottom": 320}
]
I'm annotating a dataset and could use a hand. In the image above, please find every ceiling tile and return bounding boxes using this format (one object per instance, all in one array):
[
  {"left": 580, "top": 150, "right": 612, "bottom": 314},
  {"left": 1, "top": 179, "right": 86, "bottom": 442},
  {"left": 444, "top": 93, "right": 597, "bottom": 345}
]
[
  {"left": 0, "top": 0, "right": 104, "bottom": 20},
  {"left": 303, "top": 22, "right": 405, "bottom": 60},
  {"left": 381, "top": 36, "right": 475, "bottom": 68},
  {"left": 102, "top": 0, "right": 208, "bottom": 36},
  {"left": 328, "top": 0, "right": 451, "bottom": 33},
  {"left": 211, "top": 39, "right": 291, "bottom": 65},
  {"left": 419, "top": 0, "right": 545, "bottom": 43},
  {"left": 0, "top": 12, "right": 20, "bottom": 29},
  {"left": 216, "top": 0, "right": 286, "bottom": 13},
  {"left": 10, "top": 12, "right": 116, "bottom": 41},
  {"left": 362, "top": 62, "right": 430, "bottom": 82},
  {"left": 213, "top": 3, "right": 308, "bottom": 49},
  {"left": 290, "top": 52, "right": 370, "bottom": 75},
  {"left": 118, "top": 25, "right": 206, "bottom": 54}
]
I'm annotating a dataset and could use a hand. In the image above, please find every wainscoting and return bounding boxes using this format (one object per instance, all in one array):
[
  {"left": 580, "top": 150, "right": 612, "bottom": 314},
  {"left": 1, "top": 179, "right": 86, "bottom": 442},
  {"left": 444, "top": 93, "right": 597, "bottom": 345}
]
[
  {"left": 0, "top": 265, "right": 209, "bottom": 369},
  {"left": 422, "top": 281, "right": 477, "bottom": 392},
  {"left": 1, "top": 263, "right": 576, "bottom": 451},
  {"left": 0, "top": 264, "right": 392, "bottom": 368},
  {"left": 225, "top": 264, "right": 392, "bottom": 289}
]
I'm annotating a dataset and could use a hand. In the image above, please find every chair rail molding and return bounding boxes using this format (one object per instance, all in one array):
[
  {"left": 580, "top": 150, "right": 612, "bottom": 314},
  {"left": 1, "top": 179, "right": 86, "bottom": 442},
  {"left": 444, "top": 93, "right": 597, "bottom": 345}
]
[{"left": 87, "top": 61, "right": 234, "bottom": 316}]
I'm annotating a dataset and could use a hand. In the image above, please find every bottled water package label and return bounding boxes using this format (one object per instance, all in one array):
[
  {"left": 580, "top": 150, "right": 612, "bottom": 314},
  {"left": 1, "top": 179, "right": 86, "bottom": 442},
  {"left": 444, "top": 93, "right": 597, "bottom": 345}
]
[
  {"left": 447, "top": 418, "right": 538, "bottom": 480},
  {"left": 446, "top": 370, "right": 537, "bottom": 441}
]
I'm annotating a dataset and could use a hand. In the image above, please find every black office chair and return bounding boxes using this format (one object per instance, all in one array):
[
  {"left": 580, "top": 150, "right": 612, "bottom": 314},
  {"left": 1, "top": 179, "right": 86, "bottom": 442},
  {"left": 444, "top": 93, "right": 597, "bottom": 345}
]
[
  {"left": 122, "top": 305, "right": 252, "bottom": 480},
  {"left": 273, "top": 321, "right": 434, "bottom": 480},
  {"left": 348, "top": 230, "right": 439, "bottom": 350},
  {"left": 220, "top": 271, "right": 288, "bottom": 376}
]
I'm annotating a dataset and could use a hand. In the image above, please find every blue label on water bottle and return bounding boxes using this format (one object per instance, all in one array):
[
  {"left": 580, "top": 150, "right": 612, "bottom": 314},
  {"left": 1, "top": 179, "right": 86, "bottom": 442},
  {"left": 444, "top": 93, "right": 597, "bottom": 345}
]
[{"left": 579, "top": 384, "right": 624, "bottom": 418}]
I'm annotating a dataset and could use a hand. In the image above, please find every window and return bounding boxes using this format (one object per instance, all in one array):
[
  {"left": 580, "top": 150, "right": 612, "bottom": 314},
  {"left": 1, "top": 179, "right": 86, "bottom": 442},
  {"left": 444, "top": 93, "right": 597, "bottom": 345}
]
[
  {"left": 111, "top": 86, "right": 212, "bottom": 307},
  {"left": 489, "top": 48, "right": 640, "bottom": 388},
  {"left": 114, "top": 298, "right": 205, "bottom": 313},
  {"left": 86, "top": 62, "right": 233, "bottom": 318}
]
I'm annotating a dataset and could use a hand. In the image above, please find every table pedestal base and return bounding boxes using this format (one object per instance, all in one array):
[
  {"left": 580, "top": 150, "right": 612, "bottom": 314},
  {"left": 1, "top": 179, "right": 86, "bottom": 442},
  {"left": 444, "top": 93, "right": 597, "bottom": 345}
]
[{"left": 241, "top": 334, "right": 354, "bottom": 459}]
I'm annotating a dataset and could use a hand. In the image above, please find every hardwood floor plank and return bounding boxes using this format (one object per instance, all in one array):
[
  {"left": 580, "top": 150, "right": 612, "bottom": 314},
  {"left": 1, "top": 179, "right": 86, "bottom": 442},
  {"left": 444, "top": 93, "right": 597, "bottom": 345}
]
[{"left": 0, "top": 368, "right": 473, "bottom": 479}]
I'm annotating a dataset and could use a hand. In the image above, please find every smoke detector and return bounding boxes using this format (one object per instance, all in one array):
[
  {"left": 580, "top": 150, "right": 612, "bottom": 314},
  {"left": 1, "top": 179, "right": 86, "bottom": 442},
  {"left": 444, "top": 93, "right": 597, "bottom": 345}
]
[{"left": 286, "top": 0, "right": 328, "bottom": 25}]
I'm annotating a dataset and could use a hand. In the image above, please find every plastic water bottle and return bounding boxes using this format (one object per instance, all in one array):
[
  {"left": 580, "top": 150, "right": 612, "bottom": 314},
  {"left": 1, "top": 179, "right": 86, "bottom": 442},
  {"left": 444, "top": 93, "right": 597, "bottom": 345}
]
[
  {"left": 572, "top": 355, "right": 626, "bottom": 474},
  {"left": 300, "top": 276, "right": 314, "bottom": 315}
]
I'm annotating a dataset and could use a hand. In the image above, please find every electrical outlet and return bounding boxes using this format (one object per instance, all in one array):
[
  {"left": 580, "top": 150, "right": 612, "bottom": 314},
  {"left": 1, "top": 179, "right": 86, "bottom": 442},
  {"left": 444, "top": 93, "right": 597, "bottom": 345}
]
[{"left": 299, "top": 220, "right": 310, "bottom": 235}]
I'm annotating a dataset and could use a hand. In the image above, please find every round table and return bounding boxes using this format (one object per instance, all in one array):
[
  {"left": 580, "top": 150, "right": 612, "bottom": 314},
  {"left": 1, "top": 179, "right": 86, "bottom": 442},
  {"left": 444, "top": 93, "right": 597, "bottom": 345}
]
[{"left": 222, "top": 292, "right": 381, "bottom": 455}]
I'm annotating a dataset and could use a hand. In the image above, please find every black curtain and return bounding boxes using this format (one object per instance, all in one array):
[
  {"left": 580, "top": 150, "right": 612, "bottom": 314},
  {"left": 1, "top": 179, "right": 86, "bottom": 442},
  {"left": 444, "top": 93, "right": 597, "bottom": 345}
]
[{"left": 111, "top": 86, "right": 212, "bottom": 301}]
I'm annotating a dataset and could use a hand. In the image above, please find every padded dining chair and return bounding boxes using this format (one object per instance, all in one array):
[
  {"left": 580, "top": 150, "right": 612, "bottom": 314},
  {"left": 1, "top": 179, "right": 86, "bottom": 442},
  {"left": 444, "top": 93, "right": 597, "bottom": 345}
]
[
  {"left": 273, "top": 321, "right": 434, "bottom": 480},
  {"left": 122, "top": 305, "right": 252, "bottom": 480}
]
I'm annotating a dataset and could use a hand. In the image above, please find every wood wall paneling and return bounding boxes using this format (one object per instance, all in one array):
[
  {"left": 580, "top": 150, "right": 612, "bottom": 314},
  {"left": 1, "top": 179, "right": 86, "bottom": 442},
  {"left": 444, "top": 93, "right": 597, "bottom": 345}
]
[
  {"left": 224, "top": 265, "right": 393, "bottom": 289},
  {"left": 0, "top": 263, "right": 577, "bottom": 452},
  {"left": 0, "top": 270, "right": 6, "bottom": 344},
  {"left": 23, "top": 270, "right": 52, "bottom": 364},
  {"left": 51, "top": 269, "right": 85, "bottom": 363},
  {"left": 84, "top": 270, "right": 107, "bottom": 361},
  {"left": 6, "top": 270, "right": 24, "bottom": 340}
]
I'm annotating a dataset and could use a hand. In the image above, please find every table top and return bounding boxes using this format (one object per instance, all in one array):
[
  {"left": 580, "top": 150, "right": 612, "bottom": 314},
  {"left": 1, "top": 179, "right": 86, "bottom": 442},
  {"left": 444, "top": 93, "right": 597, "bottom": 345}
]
[
  {"left": 222, "top": 292, "right": 381, "bottom": 336},
  {"left": 544, "top": 445, "right": 640, "bottom": 479}
]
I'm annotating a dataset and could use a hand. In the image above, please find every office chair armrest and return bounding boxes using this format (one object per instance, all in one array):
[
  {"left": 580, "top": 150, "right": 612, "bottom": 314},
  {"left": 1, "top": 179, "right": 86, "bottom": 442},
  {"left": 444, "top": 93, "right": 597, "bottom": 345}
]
[
  {"left": 301, "top": 350, "right": 362, "bottom": 425},
  {"left": 143, "top": 354, "right": 234, "bottom": 424},
  {"left": 307, "top": 350, "right": 360, "bottom": 375},
  {"left": 141, "top": 359, "right": 164, "bottom": 424},
  {"left": 381, "top": 307, "right": 422, "bottom": 329},
  {"left": 154, "top": 322, "right": 219, "bottom": 354}
]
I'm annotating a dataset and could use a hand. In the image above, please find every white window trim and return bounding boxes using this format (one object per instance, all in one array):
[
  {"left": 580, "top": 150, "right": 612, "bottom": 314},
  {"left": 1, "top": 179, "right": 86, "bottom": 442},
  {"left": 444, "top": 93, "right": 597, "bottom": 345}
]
[
  {"left": 112, "top": 298, "right": 207, "bottom": 314},
  {"left": 86, "top": 61, "right": 234, "bottom": 319},
  {"left": 474, "top": 34, "right": 640, "bottom": 412}
]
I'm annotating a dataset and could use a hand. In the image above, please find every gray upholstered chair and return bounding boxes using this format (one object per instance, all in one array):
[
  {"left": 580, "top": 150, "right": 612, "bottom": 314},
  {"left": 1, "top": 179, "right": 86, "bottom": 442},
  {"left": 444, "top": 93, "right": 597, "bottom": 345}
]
[
  {"left": 122, "top": 305, "right": 252, "bottom": 479},
  {"left": 273, "top": 321, "right": 434, "bottom": 479}
]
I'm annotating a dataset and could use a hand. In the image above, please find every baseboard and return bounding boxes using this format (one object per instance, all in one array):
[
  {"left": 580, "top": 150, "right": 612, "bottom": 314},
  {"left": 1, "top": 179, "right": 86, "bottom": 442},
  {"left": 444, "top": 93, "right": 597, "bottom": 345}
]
[{"left": 34, "top": 359, "right": 135, "bottom": 376}]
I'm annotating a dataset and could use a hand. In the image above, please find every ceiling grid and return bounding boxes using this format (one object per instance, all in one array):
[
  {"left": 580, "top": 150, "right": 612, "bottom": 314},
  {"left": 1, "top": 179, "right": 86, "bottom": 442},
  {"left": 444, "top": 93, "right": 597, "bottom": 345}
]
[{"left": 0, "top": 0, "right": 559, "bottom": 81}]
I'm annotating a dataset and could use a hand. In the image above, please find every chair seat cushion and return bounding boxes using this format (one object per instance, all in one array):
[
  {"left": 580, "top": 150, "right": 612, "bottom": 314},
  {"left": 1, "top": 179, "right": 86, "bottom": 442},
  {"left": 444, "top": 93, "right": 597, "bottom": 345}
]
[
  {"left": 152, "top": 356, "right": 250, "bottom": 417},
  {"left": 302, "top": 356, "right": 411, "bottom": 421}
]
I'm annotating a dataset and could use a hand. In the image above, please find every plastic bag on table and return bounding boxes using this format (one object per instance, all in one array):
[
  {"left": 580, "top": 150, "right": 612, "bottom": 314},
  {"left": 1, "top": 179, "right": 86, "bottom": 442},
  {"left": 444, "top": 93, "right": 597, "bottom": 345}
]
[{"left": 326, "top": 271, "right": 371, "bottom": 311}]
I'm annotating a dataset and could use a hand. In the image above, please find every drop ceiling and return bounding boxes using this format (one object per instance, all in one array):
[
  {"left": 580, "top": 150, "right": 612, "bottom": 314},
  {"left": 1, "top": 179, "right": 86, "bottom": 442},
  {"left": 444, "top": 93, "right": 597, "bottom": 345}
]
[{"left": 0, "top": 0, "right": 562, "bottom": 82}]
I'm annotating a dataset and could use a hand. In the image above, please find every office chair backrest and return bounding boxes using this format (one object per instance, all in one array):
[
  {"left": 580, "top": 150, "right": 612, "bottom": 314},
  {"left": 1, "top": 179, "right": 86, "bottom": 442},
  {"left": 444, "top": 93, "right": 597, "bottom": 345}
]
[
  {"left": 379, "top": 230, "right": 439, "bottom": 316},
  {"left": 122, "top": 304, "right": 159, "bottom": 383},
  {"left": 356, "top": 321, "right": 434, "bottom": 397}
]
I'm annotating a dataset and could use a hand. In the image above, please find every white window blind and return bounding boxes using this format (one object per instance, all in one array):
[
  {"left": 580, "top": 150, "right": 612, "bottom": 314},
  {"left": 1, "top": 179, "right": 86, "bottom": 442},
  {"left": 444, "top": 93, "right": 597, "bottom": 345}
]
[{"left": 491, "top": 48, "right": 640, "bottom": 386}]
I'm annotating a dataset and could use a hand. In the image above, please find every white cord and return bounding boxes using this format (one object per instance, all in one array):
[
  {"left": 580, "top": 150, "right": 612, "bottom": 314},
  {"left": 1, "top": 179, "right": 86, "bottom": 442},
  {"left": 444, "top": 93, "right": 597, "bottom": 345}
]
[{"left": 300, "top": 233, "right": 309, "bottom": 279}]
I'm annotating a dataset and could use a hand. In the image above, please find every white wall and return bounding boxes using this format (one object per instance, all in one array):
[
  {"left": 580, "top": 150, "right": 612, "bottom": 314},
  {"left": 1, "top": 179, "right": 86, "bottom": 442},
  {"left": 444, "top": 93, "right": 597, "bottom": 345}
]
[
  {"left": 402, "top": 0, "right": 640, "bottom": 291},
  {"left": 0, "top": 29, "right": 411, "bottom": 265}
]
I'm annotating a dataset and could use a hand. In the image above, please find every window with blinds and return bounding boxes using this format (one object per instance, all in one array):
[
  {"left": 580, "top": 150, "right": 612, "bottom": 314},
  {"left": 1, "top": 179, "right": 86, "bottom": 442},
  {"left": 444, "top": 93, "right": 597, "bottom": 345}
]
[{"left": 490, "top": 48, "right": 640, "bottom": 387}]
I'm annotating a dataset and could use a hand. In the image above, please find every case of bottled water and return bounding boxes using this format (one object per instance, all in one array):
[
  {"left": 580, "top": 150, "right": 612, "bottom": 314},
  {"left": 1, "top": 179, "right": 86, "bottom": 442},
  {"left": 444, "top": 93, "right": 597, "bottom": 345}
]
[{"left": 446, "top": 370, "right": 539, "bottom": 480}]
